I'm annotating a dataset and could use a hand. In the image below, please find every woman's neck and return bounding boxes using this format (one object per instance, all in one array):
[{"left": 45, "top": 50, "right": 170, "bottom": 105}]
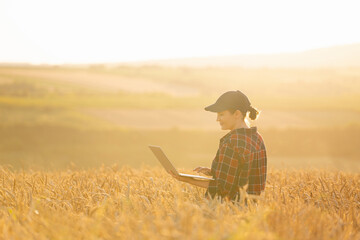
[{"left": 230, "top": 120, "right": 250, "bottom": 130}]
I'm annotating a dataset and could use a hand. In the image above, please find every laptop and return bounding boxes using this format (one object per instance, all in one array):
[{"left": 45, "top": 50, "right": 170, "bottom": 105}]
[{"left": 148, "top": 145, "right": 214, "bottom": 181}]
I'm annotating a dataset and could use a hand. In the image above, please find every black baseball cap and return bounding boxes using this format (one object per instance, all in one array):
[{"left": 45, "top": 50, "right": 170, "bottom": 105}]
[{"left": 204, "top": 90, "right": 251, "bottom": 113}]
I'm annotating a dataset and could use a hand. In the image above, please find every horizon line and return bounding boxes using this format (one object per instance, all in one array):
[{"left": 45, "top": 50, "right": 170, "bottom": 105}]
[{"left": 0, "top": 42, "right": 359, "bottom": 66}]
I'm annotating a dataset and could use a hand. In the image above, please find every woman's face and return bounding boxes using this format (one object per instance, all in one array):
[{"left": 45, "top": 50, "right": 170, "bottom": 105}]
[{"left": 217, "top": 110, "right": 238, "bottom": 130}]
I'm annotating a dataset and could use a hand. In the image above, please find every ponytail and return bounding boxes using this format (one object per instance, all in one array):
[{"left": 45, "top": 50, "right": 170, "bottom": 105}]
[{"left": 248, "top": 106, "right": 259, "bottom": 120}]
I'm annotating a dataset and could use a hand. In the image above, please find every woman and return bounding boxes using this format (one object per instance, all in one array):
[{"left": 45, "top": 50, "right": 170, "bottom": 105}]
[{"left": 169, "top": 90, "right": 267, "bottom": 202}]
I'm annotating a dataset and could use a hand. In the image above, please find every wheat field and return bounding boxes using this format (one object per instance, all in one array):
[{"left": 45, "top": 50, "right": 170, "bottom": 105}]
[
  {"left": 0, "top": 65, "right": 360, "bottom": 239},
  {"left": 0, "top": 166, "right": 359, "bottom": 240}
]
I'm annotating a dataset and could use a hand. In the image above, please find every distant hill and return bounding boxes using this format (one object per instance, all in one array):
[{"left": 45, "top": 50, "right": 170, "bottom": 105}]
[{"left": 127, "top": 43, "right": 360, "bottom": 68}]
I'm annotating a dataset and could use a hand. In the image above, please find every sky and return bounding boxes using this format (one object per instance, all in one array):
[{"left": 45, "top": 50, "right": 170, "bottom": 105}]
[{"left": 1, "top": 0, "right": 360, "bottom": 64}]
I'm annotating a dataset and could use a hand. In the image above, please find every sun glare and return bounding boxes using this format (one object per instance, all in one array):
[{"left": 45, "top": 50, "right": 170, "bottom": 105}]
[{"left": 1, "top": 0, "right": 360, "bottom": 64}]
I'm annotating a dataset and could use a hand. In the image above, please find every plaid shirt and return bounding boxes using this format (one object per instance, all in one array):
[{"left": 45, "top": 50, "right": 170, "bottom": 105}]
[{"left": 205, "top": 127, "right": 267, "bottom": 200}]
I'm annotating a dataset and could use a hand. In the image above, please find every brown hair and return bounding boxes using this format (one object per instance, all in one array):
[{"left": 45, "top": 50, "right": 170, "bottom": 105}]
[{"left": 228, "top": 106, "right": 259, "bottom": 120}]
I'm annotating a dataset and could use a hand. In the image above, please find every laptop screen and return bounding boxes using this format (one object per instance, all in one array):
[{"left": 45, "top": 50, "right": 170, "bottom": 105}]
[{"left": 148, "top": 145, "right": 179, "bottom": 175}]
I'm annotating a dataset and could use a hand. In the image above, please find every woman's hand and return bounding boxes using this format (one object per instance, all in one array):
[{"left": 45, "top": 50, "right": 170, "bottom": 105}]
[{"left": 193, "top": 166, "right": 211, "bottom": 176}]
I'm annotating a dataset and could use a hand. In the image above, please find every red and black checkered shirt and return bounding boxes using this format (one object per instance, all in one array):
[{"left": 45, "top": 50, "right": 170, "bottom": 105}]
[{"left": 206, "top": 127, "right": 267, "bottom": 200}]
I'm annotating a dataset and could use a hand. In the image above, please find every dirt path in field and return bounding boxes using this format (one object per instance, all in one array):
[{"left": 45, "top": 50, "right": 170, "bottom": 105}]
[
  {"left": 84, "top": 109, "right": 217, "bottom": 129},
  {"left": 83, "top": 109, "right": 360, "bottom": 129},
  {"left": 0, "top": 68, "right": 200, "bottom": 96}
]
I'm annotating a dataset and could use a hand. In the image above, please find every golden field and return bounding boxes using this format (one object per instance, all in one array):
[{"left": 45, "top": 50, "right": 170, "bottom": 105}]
[
  {"left": 0, "top": 65, "right": 360, "bottom": 239},
  {"left": 0, "top": 166, "right": 359, "bottom": 240}
]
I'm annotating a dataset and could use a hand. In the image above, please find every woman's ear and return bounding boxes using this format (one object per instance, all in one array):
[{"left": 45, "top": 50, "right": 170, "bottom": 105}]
[{"left": 234, "top": 110, "right": 243, "bottom": 119}]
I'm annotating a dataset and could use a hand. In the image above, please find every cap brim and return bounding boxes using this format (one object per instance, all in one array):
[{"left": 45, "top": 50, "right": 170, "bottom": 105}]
[{"left": 204, "top": 103, "right": 225, "bottom": 112}]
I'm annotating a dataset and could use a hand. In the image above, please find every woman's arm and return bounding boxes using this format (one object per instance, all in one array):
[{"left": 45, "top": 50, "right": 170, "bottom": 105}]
[
  {"left": 168, "top": 171, "right": 210, "bottom": 188},
  {"left": 193, "top": 166, "right": 212, "bottom": 176}
]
